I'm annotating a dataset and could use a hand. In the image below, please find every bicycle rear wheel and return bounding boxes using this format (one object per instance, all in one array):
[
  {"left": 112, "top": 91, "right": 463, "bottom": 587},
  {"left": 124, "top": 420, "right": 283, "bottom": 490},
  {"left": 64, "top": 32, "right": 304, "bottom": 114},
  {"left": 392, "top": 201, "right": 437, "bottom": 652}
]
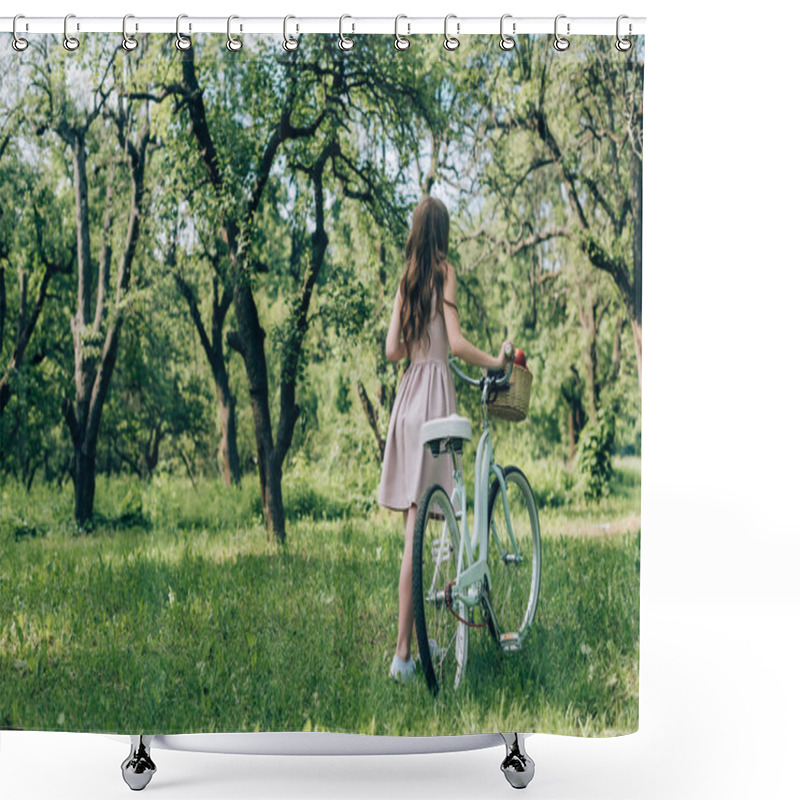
[
  {"left": 412, "top": 484, "right": 468, "bottom": 695},
  {"left": 487, "top": 466, "right": 542, "bottom": 646}
]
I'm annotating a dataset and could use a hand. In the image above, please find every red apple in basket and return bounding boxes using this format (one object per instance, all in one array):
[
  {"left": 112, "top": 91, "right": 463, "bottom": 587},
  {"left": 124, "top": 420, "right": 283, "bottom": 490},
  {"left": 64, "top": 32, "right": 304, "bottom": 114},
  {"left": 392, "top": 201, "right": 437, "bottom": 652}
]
[{"left": 513, "top": 347, "right": 527, "bottom": 369}]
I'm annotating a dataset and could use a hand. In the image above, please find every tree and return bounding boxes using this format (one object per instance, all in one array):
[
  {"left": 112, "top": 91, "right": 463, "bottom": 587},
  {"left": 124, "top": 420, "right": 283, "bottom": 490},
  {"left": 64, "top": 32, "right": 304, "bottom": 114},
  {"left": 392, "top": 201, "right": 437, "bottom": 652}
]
[
  {"left": 27, "top": 38, "right": 162, "bottom": 522},
  {"left": 162, "top": 37, "right": 428, "bottom": 541},
  {"left": 100, "top": 261, "right": 211, "bottom": 481},
  {"left": 441, "top": 36, "right": 641, "bottom": 459},
  {"left": 169, "top": 242, "right": 242, "bottom": 486},
  {"left": 146, "top": 118, "right": 245, "bottom": 487},
  {"left": 471, "top": 36, "right": 643, "bottom": 385},
  {"left": 525, "top": 37, "right": 643, "bottom": 384},
  {"left": 0, "top": 114, "right": 73, "bottom": 420}
]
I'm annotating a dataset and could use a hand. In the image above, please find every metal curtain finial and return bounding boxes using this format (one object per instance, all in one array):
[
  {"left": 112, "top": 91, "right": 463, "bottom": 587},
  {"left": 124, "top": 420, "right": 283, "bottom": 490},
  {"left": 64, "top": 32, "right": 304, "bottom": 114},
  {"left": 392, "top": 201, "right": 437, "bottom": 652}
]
[
  {"left": 500, "top": 733, "right": 535, "bottom": 789},
  {"left": 283, "top": 15, "right": 298, "bottom": 51},
  {"left": 615, "top": 14, "right": 632, "bottom": 51},
  {"left": 63, "top": 13, "right": 79, "bottom": 51},
  {"left": 339, "top": 14, "right": 354, "bottom": 50},
  {"left": 175, "top": 14, "right": 191, "bottom": 50},
  {"left": 443, "top": 13, "right": 459, "bottom": 51},
  {"left": 12, "top": 14, "right": 29, "bottom": 51},
  {"left": 394, "top": 15, "right": 410, "bottom": 50},
  {"left": 227, "top": 15, "right": 243, "bottom": 51},
  {"left": 553, "top": 14, "right": 570, "bottom": 51},
  {"left": 499, "top": 14, "right": 515, "bottom": 50},
  {"left": 121, "top": 736, "right": 157, "bottom": 791},
  {"left": 122, "top": 14, "right": 138, "bottom": 51}
]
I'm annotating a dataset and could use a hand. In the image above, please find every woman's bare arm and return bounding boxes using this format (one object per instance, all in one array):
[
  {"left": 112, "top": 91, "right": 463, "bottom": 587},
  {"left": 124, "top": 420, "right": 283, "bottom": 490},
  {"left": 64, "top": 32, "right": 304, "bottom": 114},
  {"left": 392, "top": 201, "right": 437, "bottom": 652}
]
[
  {"left": 443, "top": 263, "right": 511, "bottom": 370},
  {"left": 385, "top": 286, "right": 408, "bottom": 362}
]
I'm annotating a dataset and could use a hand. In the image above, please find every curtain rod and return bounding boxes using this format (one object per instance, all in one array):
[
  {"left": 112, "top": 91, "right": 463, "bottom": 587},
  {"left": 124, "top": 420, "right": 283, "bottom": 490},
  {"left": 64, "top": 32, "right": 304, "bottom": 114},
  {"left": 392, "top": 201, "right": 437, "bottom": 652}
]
[{"left": 0, "top": 16, "right": 646, "bottom": 37}]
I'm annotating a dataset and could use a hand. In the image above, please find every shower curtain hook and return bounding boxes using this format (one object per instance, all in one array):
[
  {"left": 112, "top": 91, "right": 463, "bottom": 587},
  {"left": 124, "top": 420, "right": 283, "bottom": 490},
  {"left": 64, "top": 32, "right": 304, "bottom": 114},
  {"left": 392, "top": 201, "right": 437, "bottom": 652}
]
[
  {"left": 175, "top": 14, "right": 191, "bottom": 50},
  {"left": 339, "top": 15, "right": 354, "bottom": 50},
  {"left": 122, "top": 15, "right": 139, "bottom": 51},
  {"left": 227, "top": 15, "right": 243, "bottom": 51},
  {"left": 615, "top": 14, "right": 632, "bottom": 52},
  {"left": 443, "top": 14, "right": 460, "bottom": 51},
  {"left": 553, "top": 14, "right": 570, "bottom": 51},
  {"left": 12, "top": 14, "right": 29, "bottom": 51},
  {"left": 499, "top": 14, "right": 516, "bottom": 50},
  {"left": 63, "top": 13, "right": 80, "bottom": 51},
  {"left": 394, "top": 15, "right": 410, "bottom": 51},
  {"left": 283, "top": 15, "right": 299, "bottom": 51}
]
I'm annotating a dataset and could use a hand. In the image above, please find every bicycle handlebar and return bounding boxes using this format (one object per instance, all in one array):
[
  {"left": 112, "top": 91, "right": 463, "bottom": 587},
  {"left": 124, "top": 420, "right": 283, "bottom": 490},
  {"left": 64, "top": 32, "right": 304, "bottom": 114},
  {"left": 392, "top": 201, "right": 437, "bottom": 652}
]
[{"left": 449, "top": 349, "right": 514, "bottom": 390}]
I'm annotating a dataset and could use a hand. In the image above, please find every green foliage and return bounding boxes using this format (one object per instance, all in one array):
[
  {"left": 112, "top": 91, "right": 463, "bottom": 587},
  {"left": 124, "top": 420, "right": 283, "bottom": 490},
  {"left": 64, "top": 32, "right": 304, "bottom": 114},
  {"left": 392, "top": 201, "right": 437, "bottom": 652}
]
[
  {"left": 1, "top": 33, "right": 641, "bottom": 525},
  {"left": 525, "top": 460, "right": 574, "bottom": 509},
  {"left": 575, "top": 408, "right": 617, "bottom": 500},
  {"left": 317, "top": 266, "right": 372, "bottom": 341}
]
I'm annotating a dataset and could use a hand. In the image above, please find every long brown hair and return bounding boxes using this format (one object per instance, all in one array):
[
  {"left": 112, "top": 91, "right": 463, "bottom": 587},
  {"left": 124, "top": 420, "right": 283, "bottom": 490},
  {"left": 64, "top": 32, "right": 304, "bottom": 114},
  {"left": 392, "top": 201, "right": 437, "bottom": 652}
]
[{"left": 399, "top": 196, "right": 450, "bottom": 351}]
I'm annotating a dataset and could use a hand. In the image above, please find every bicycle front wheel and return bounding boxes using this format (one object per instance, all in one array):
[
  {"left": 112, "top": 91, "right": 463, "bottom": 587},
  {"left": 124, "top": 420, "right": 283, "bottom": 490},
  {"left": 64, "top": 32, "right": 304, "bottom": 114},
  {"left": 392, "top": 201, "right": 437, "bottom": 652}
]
[
  {"left": 412, "top": 483, "right": 468, "bottom": 695},
  {"left": 487, "top": 466, "right": 542, "bottom": 645}
]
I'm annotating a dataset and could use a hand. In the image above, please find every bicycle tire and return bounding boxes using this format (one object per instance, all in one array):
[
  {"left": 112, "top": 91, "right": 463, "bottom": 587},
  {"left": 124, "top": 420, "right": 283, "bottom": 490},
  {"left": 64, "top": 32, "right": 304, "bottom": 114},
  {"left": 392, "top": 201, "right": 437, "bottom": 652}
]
[
  {"left": 412, "top": 483, "right": 468, "bottom": 695},
  {"left": 486, "top": 466, "right": 542, "bottom": 644}
]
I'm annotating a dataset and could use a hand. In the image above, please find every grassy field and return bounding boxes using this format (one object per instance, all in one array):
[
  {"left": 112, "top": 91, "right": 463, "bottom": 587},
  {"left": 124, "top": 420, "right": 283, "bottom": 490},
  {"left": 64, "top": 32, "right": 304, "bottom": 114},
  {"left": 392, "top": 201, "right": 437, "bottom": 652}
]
[{"left": 0, "top": 460, "right": 639, "bottom": 736}]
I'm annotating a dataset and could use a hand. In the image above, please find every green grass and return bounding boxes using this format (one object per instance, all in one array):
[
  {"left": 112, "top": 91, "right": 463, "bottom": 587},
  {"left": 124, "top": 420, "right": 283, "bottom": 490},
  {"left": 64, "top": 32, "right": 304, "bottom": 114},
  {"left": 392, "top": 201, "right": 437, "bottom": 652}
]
[{"left": 0, "top": 463, "right": 639, "bottom": 736}]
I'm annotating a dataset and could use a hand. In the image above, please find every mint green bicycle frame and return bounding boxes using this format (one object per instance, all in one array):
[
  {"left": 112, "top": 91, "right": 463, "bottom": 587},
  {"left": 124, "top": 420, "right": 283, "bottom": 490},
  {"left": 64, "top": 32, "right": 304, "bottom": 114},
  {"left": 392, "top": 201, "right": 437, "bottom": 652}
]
[{"left": 447, "top": 361, "right": 522, "bottom": 618}]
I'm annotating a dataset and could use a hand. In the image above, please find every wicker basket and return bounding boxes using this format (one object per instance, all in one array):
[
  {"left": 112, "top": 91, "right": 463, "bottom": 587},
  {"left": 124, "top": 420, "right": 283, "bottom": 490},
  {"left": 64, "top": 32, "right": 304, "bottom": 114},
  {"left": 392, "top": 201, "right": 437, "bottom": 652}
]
[{"left": 488, "top": 364, "right": 532, "bottom": 422}]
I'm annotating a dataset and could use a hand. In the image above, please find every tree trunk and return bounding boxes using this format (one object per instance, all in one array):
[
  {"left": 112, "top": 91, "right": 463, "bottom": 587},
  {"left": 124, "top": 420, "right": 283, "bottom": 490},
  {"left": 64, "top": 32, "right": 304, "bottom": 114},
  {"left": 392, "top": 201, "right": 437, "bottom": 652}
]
[
  {"left": 630, "top": 147, "right": 643, "bottom": 385},
  {"left": 217, "top": 386, "right": 240, "bottom": 487},
  {"left": 62, "top": 116, "right": 150, "bottom": 524},
  {"left": 561, "top": 366, "right": 586, "bottom": 462},
  {"left": 210, "top": 282, "right": 241, "bottom": 486},
  {"left": 577, "top": 296, "right": 599, "bottom": 422},
  {"left": 631, "top": 318, "right": 642, "bottom": 386},
  {"left": 567, "top": 408, "right": 575, "bottom": 461},
  {"left": 73, "top": 444, "right": 97, "bottom": 526},
  {"left": 145, "top": 425, "right": 164, "bottom": 478},
  {"left": 174, "top": 270, "right": 241, "bottom": 486},
  {"left": 0, "top": 260, "right": 58, "bottom": 417},
  {"left": 68, "top": 135, "right": 97, "bottom": 524},
  {"left": 0, "top": 375, "right": 9, "bottom": 417},
  {"left": 265, "top": 451, "right": 287, "bottom": 539},
  {"left": 233, "top": 276, "right": 283, "bottom": 537}
]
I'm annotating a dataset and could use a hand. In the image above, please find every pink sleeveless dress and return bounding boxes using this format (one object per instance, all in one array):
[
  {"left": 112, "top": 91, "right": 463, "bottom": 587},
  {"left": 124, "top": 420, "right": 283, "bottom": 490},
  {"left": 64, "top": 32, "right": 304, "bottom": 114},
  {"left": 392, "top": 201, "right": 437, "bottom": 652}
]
[{"left": 378, "top": 304, "right": 457, "bottom": 511}]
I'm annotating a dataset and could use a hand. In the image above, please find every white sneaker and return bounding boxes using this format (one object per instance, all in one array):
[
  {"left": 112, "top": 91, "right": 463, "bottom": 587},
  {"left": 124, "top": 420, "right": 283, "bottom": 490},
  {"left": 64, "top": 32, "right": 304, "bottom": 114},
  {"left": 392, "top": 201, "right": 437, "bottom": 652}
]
[{"left": 390, "top": 654, "right": 416, "bottom": 683}]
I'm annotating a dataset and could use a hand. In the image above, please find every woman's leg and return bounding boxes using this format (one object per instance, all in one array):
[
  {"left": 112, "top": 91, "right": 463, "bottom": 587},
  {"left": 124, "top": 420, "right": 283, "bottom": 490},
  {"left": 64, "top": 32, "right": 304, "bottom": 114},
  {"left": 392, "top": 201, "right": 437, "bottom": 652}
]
[{"left": 395, "top": 504, "right": 417, "bottom": 662}]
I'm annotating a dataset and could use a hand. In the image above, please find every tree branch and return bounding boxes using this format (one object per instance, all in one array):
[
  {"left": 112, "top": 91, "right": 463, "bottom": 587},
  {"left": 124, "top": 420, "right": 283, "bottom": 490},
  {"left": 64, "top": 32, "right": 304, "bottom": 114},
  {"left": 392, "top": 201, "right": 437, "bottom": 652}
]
[
  {"left": 356, "top": 379, "right": 385, "bottom": 464},
  {"left": 275, "top": 141, "right": 335, "bottom": 460},
  {"left": 227, "top": 330, "right": 245, "bottom": 356},
  {"left": 93, "top": 160, "right": 115, "bottom": 334},
  {"left": 174, "top": 270, "right": 214, "bottom": 367}
]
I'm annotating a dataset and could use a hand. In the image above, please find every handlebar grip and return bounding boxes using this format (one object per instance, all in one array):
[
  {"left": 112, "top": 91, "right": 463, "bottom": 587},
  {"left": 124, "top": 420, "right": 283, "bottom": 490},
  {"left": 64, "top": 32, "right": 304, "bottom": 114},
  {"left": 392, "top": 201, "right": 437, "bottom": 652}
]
[{"left": 504, "top": 344, "right": 514, "bottom": 359}]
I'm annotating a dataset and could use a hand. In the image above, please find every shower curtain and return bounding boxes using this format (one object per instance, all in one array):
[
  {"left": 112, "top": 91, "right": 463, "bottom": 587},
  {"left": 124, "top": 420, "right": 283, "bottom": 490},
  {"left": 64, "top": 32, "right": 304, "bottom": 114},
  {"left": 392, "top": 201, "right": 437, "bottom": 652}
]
[{"left": 0, "top": 29, "right": 643, "bottom": 738}]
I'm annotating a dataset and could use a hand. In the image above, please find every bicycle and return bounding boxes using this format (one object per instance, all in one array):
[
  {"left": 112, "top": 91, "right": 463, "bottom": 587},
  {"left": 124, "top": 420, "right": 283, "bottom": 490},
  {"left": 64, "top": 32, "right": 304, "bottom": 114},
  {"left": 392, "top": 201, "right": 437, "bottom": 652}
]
[{"left": 412, "top": 354, "right": 542, "bottom": 695}]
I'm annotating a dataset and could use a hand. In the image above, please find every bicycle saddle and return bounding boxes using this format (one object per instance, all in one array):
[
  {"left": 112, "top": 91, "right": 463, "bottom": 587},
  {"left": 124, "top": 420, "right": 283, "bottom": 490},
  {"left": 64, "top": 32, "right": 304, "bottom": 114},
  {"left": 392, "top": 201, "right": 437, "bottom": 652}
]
[{"left": 421, "top": 414, "right": 472, "bottom": 448}]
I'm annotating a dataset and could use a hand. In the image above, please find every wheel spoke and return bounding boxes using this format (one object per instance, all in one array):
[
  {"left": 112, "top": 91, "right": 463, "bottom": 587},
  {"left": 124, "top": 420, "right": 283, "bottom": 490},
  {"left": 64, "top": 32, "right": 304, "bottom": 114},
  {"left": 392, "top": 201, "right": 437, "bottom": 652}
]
[
  {"left": 412, "top": 484, "right": 468, "bottom": 694},
  {"left": 487, "top": 468, "right": 541, "bottom": 643}
]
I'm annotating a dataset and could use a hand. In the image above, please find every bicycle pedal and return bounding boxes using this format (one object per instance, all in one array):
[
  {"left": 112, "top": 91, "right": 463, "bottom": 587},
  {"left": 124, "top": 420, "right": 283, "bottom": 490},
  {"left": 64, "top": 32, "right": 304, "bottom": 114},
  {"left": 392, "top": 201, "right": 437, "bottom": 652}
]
[{"left": 500, "top": 632, "right": 521, "bottom": 652}]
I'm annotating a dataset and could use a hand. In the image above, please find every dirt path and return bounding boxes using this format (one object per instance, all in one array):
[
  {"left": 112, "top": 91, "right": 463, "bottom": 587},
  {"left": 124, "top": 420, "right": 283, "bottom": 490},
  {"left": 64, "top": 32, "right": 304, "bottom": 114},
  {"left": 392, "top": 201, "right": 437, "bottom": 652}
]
[{"left": 543, "top": 515, "right": 641, "bottom": 538}]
